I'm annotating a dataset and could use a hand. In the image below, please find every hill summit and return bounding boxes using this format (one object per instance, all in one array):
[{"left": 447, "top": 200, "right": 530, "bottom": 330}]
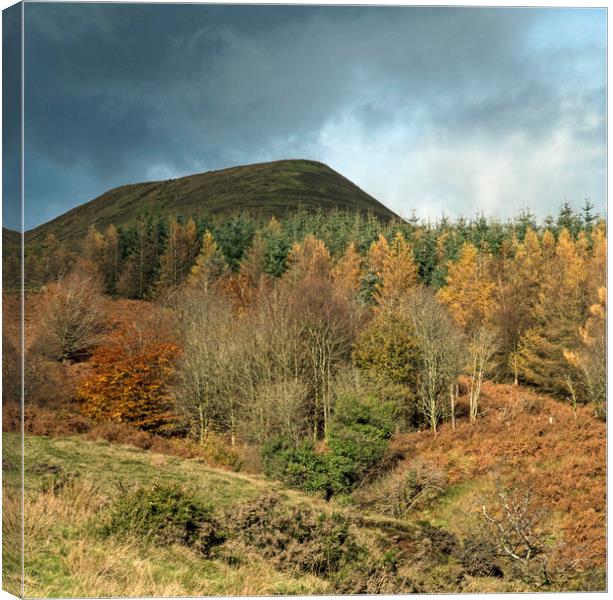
[{"left": 26, "top": 159, "right": 399, "bottom": 245}]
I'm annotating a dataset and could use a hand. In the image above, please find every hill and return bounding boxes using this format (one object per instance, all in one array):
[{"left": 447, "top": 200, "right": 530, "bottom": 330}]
[{"left": 24, "top": 159, "right": 399, "bottom": 246}]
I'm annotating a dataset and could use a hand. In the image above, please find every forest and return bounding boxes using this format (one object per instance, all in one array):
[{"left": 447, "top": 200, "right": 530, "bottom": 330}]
[{"left": 2, "top": 200, "right": 607, "bottom": 594}]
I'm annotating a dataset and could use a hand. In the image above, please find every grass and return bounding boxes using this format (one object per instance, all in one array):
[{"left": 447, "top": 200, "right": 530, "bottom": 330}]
[
  {"left": 13, "top": 483, "right": 330, "bottom": 597},
  {"left": 4, "top": 433, "right": 271, "bottom": 507},
  {"left": 2, "top": 433, "right": 472, "bottom": 596},
  {"left": 22, "top": 159, "right": 398, "bottom": 247},
  {"left": 4, "top": 434, "right": 333, "bottom": 597},
  {"left": 2, "top": 382, "right": 606, "bottom": 596},
  {"left": 2, "top": 429, "right": 23, "bottom": 597}
]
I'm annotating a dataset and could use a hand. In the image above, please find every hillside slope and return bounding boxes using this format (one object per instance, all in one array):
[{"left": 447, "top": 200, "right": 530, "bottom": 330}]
[
  {"left": 2, "top": 383, "right": 605, "bottom": 596},
  {"left": 25, "top": 159, "right": 399, "bottom": 246}
]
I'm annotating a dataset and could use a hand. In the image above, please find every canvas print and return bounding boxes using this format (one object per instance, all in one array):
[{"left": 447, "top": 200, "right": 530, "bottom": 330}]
[{"left": 1, "top": 2, "right": 607, "bottom": 596}]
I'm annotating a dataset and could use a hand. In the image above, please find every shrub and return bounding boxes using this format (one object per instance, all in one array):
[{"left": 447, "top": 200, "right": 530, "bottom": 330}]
[
  {"left": 199, "top": 432, "right": 243, "bottom": 472},
  {"left": 419, "top": 522, "right": 461, "bottom": 564},
  {"left": 522, "top": 397, "right": 544, "bottom": 415},
  {"left": 335, "top": 549, "right": 409, "bottom": 594},
  {"left": 86, "top": 422, "right": 154, "bottom": 449},
  {"left": 226, "top": 493, "right": 361, "bottom": 576},
  {"left": 20, "top": 406, "right": 93, "bottom": 436},
  {"left": 326, "top": 393, "right": 395, "bottom": 493},
  {"left": 459, "top": 536, "right": 502, "bottom": 578},
  {"left": 366, "top": 460, "right": 447, "bottom": 517},
  {"left": 261, "top": 436, "right": 329, "bottom": 493},
  {"left": 102, "top": 483, "right": 225, "bottom": 555},
  {"left": 479, "top": 486, "right": 552, "bottom": 583},
  {"left": 352, "top": 311, "right": 422, "bottom": 389},
  {"left": 262, "top": 394, "right": 395, "bottom": 496}
]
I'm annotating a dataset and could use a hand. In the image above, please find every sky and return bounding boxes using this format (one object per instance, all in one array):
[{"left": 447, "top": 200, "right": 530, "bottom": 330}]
[{"left": 4, "top": 3, "right": 607, "bottom": 230}]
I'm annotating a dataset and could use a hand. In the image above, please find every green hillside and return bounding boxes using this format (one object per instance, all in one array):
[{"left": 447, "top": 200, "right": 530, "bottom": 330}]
[
  {"left": 2, "top": 433, "right": 458, "bottom": 597},
  {"left": 25, "top": 159, "right": 398, "bottom": 246}
]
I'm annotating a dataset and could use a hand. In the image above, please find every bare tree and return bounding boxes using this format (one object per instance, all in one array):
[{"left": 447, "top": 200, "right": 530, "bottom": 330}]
[
  {"left": 36, "top": 264, "right": 108, "bottom": 362},
  {"left": 170, "top": 285, "right": 239, "bottom": 443},
  {"left": 467, "top": 326, "right": 496, "bottom": 422},
  {"left": 284, "top": 275, "right": 360, "bottom": 438},
  {"left": 404, "top": 289, "right": 464, "bottom": 435},
  {"left": 236, "top": 287, "right": 308, "bottom": 443},
  {"left": 480, "top": 486, "right": 551, "bottom": 582}
]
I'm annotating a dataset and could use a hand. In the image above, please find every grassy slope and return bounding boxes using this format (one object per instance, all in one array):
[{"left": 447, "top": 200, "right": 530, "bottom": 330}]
[
  {"left": 24, "top": 159, "right": 398, "bottom": 246},
  {"left": 2, "top": 383, "right": 606, "bottom": 596},
  {"left": 4, "top": 435, "right": 335, "bottom": 597}
]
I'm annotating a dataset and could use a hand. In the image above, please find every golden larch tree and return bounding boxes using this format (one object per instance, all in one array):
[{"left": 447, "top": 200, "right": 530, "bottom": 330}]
[
  {"left": 513, "top": 228, "right": 589, "bottom": 395},
  {"left": 187, "top": 230, "right": 227, "bottom": 289},
  {"left": 437, "top": 241, "right": 497, "bottom": 330},
  {"left": 368, "top": 232, "right": 418, "bottom": 307},
  {"left": 332, "top": 241, "right": 363, "bottom": 300},
  {"left": 285, "top": 234, "right": 332, "bottom": 282}
]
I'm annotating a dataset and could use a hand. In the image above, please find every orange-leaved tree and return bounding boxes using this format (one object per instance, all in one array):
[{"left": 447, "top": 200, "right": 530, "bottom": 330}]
[
  {"left": 80, "top": 331, "right": 181, "bottom": 434},
  {"left": 367, "top": 232, "right": 418, "bottom": 308},
  {"left": 513, "top": 228, "right": 589, "bottom": 397},
  {"left": 284, "top": 234, "right": 333, "bottom": 283},
  {"left": 332, "top": 241, "right": 363, "bottom": 304}
]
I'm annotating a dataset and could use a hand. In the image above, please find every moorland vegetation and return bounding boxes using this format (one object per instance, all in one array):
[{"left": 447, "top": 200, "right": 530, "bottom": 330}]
[{"left": 2, "top": 198, "right": 606, "bottom": 594}]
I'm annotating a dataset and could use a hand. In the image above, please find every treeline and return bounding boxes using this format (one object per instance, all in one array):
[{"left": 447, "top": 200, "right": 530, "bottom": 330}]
[
  {"left": 10, "top": 200, "right": 602, "bottom": 295},
  {"left": 12, "top": 199, "right": 605, "bottom": 497},
  {"left": 26, "top": 201, "right": 606, "bottom": 445}
]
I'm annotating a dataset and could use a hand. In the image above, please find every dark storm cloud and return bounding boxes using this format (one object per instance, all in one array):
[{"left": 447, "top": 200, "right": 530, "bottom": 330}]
[{"left": 17, "top": 4, "right": 606, "bottom": 229}]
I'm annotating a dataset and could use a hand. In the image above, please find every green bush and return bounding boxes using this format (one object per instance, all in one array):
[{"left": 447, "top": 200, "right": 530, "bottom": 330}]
[
  {"left": 261, "top": 436, "right": 329, "bottom": 492},
  {"left": 262, "top": 394, "right": 395, "bottom": 496},
  {"left": 352, "top": 312, "right": 422, "bottom": 388},
  {"left": 326, "top": 394, "right": 395, "bottom": 493},
  {"left": 102, "top": 483, "right": 225, "bottom": 555}
]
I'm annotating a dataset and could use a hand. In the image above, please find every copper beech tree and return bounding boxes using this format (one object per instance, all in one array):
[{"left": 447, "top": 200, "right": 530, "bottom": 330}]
[{"left": 80, "top": 330, "right": 181, "bottom": 434}]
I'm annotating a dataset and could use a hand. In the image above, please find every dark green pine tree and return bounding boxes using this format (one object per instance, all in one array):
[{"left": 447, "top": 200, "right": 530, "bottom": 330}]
[
  {"left": 556, "top": 201, "right": 581, "bottom": 237},
  {"left": 516, "top": 208, "right": 537, "bottom": 240},
  {"left": 581, "top": 198, "right": 597, "bottom": 232},
  {"left": 214, "top": 217, "right": 256, "bottom": 271}
]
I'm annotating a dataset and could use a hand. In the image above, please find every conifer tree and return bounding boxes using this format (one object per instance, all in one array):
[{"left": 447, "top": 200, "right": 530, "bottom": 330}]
[
  {"left": 438, "top": 242, "right": 497, "bottom": 420},
  {"left": 437, "top": 242, "right": 497, "bottom": 330},
  {"left": 285, "top": 234, "right": 332, "bottom": 282},
  {"left": 187, "top": 230, "right": 227, "bottom": 289},
  {"left": 564, "top": 287, "right": 606, "bottom": 418},
  {"left": 367, "top": 232, "right": 418, "bottom": 307},
  {"left": 239, "top": 231, "right": 268, "bottom": 286},
  {"left": 587, "top": 221, "right": 607, "bottom": 302},
  {"left": 581, "top": 199, "right": 597, "bottom": 231},
  {"left": 496, "top": 229, "right": 543, "bottom": 382},
  {"left": 157, "top": 218, "right": 197, "bottom": 290},
  {"left": 513, "top": 228, "right": 588, "bottom": 395},
  {"left": 332, "top": 242, "right": 362, "bottom": 300}
]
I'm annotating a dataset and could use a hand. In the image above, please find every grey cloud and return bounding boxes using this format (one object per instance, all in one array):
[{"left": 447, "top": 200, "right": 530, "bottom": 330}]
[{"left": 18, "top": 4, "right": 607, "bottom": 229}]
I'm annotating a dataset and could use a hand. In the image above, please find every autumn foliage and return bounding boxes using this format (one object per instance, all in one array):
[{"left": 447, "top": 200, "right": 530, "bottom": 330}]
[{"left": 80, "top": 331, "right": 181, "bottom": 434}]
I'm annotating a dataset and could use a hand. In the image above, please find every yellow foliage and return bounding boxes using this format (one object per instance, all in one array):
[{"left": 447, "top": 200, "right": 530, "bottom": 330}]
[
  {"left": 187, "top": 230, "right": 226, "bottom": 287},
  {"left": 368, "top": 232, "right": 418, "bottom": 307},
  {"left": 332, "top": 242, "right": 362, "bottom": 299},
  {"left": 285, "top": 234, "right": 332, "bottom": 281},
  {"left": 438, "top": 242, "right": 496, "bottom": 330}
]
